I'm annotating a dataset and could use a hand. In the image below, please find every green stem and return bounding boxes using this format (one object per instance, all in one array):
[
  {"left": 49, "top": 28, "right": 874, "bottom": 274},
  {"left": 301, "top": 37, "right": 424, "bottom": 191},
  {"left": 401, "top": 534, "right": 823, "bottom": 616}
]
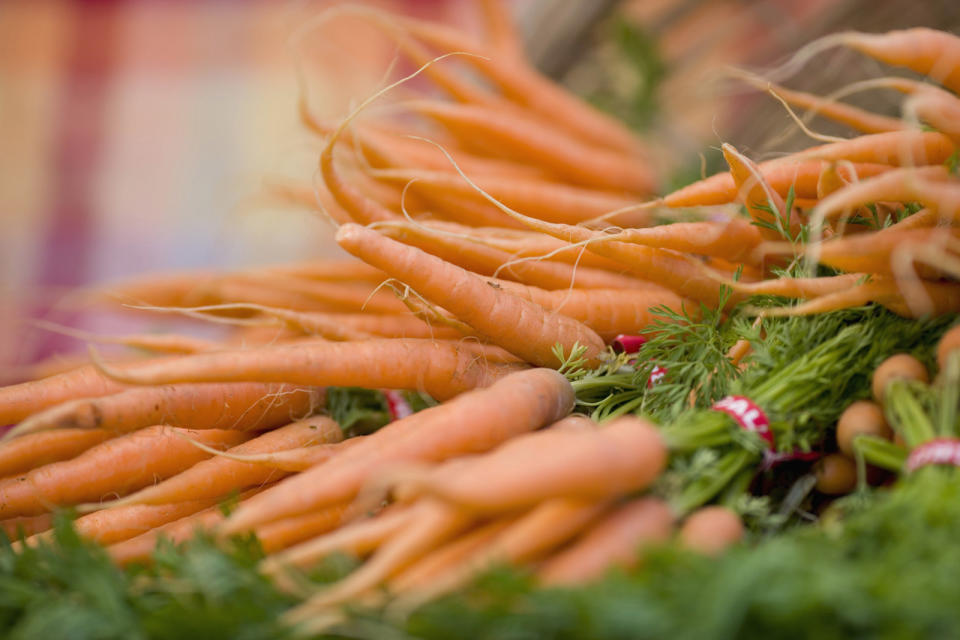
[
  {"left": 670, "top": 449, "right": 755, "bottom": 516},
  {"left": 853, "top": 434, "right": 907, "bottom": 473}
]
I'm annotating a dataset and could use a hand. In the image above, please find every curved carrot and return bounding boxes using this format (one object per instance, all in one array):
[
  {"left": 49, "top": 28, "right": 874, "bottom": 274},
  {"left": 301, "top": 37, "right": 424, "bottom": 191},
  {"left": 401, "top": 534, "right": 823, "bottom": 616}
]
[
  {"left": 90, "top": 338, "right": 518, "bottom": 402},
  {"left": 841, "top": 28, "right": 960, "bottom": 93},
  {"left": 10, "top": 383, "right": 324, "bottom": 439},
  {"left": 337, "top": 224, "right": 606, "bottom": 366},
  {"left": 0, "top": 426, "right": 249, "bottom": 518},
  {"left": 0, "top": 428, "right": 112, "bottom": 479},
  {"left": 809, "top": 165, "right": 952, "bottom": 223},
  {"left": 538, "top": 497, "right": 675, "bottom": 585},
  {"left": 400, "top": 415, "right": 666, "bottom": 513},
  {"left": 722, "top": 143, "right": 803, "bottom": 242},
  {"left": 908, "top": 88, "right": 960, "bottom": 146},
  {"left": 219, "top": 367, "right": 574, "bottom": 535},
  {"left": 0, "top": 364, "right": 128, "bottom": 427}
]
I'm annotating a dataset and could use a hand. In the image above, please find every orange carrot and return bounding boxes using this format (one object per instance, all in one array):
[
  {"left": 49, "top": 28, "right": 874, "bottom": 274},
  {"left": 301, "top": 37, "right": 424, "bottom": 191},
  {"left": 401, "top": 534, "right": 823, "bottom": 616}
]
[
  {"left": 809, "top": 165, "right": 952, "bottom": 224},
  {"left": 107, "top": 486, "right": 268, "bottom": 566},
  {"left": 407, "top": 100, "right": 655, "bottom": 193},
  {"left": 103, "top": 418, "right": 342, "bottom": 509},
  {"left": 723, "top": 143, "right": 804, "bottom": 242},
  {"left": 0, "top": 426, "right": 249, "bottom": 518},
  {"left": 0, "top": 428, "right": 112, "bottom": 479},
  {"left": 0, "top": 514, "right": 54, "bottom": 540},
  {"left": 283, "top": 498, "right": 474, "bottom": 615},
  {"left": 337, "top": 224, "right": 606, "bottom": 366},
  {"left": 10, "top": 382, "right": 324, "bottom": 439},
  {"left": 90, "top": 338, "right": 518, "bottom": 402},
  {"left": 841, "top": 28, "right": 960, "bottom": 93},
  {"left": 219, "top": 367, "right": 574, "bottom": 535},
  {"left": 908, "top": 88, "right": 960, "bottom": 146},
  {"left": 538, "top": 497, "right": 675, "bottom": 585},
  {"left": 260, "top": 505, "right": 412, "bottom": 576},
  {"left": 254, "top": 503, "right": 349, "bottom": 555},
  {"left": 0, "top": 364, "right": 129, "bottom": 427},
  {"left": 398, "top": 415, "right": 666, "bottom": 513}
]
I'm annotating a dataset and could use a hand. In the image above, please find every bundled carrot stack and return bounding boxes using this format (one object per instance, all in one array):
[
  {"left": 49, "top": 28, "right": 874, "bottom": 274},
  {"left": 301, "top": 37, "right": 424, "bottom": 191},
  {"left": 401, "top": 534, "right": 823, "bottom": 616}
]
[{"left": 0, "top": 2, "right": 959, "bottom": 632}]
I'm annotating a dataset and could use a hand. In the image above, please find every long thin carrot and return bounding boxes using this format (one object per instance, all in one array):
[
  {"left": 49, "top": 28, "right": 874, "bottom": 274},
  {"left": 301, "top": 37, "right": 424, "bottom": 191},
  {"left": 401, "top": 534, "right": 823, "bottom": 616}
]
[
  {"left": 10, "top": 382, "right": 324, "bottom": 439},
  {"left": 538, "top": 497, "right": 675, "bottom": 586},
  {"left": 90, "top": 338, "right": 519, "bottom": 402},
  {"left": 99, "top": 418, "right": 342, "bottom": 509},
  {"left": 841, "top": 28, "right": 960, "bottom": 93},
  {"left": 254, "top": 503, "right": 350, "bottom": 555},
  {"left": 722, "top": 143, "right": 804, "bottom": 242},
  {"left": 337, "top": 224, "right": 606, "bottom": 366},
  {"left": 398, "top": 416, "right": 666, "bottom": 513},
  {"left": 0, "top": 428, "right": 112, "bottom": 479},
  {"left": 0, "top": 364, "right": 129, "bottom": 427},
  {"left": 219, "top": 367, "right": 573, "bottom": 535},
  {"left": 0, "top": 426, "right": 249, "bottom": 518}
]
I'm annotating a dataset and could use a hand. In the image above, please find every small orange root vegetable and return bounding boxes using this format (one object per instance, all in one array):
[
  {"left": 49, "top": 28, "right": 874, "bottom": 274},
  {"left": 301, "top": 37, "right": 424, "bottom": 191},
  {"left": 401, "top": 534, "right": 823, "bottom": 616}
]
[
  {"left": 9, "top": 382, "right": 324, "bottom": 439},
  {"left": 679, "top": 506, "right": 744, "bottom": 556},
  {"left": 840, "top": 28, "right": 960, "bottom": 94},
  {"left": 872, "top": 353, "right": 930, "bottom": 402},
  {"left": 722, "top": 143, "right": 803, "bottom": 242},
  {"left": 90, "top": 338, "right": 519, "bottom": 402},
  {"left": 937, "top": 325, "right": 960, "bottom": 370},
  {"left": 538, "top": 497, "right": 675, "bottom": 586},
  {"left": 837, "top": 401, "right": 893, "bottom": 458},
  {"left": 814, "top": 454, "right": 858, "bottom": 495},
  {"left": 398, "top": 416, "right": 667, "bottom": 513},
  {"left": 0, "top": 426, "right": 249, "bottom": 518},
  {"left": 0, "top": 429, "right": 112, "bottom": 479},
  {"left": 336, "top": 224, "right": 606, "bottom": 367},
  {"left": 219, "top": 367, "right": 573, "bottom": 536}
]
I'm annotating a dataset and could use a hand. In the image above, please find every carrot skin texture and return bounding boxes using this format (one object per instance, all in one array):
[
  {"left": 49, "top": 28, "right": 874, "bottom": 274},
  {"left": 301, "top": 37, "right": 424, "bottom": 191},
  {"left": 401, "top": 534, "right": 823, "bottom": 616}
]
[
  {"left": 336, "top": 223, "right": 605, "bottom": 367},
  {"left": 220, "top": 367, "right": 574, "bottom": 535}
]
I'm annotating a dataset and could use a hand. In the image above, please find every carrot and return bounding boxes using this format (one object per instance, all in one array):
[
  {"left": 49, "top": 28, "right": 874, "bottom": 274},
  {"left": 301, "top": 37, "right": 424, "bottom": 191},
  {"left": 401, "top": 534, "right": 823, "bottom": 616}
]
[
  {"left": 478, "top": 0, "right": 523, "bottom": 59},
  {"left": 0, "top": 514, "right": 54, "bottom": 539},
  {"left": 101, "top": 418, "right": 342, "bottom": 509},
  {"left": 390, "top": 13, "right": 648, "bottom": 156},
  {"left": 260, "top": 258, "right": 387, "bottom": 283},
  {"left": 538, "top": 497, "right": 675, "bottom": 586},
  {"left": 841, "top": 28, "right": 960, "bottom": 93},
  {"left": 392, "top": 498, "right": 610, "bottom": 610},
  {"left": 372, "top": 169, "right": 645, "bottom": 227},
  {"left": 0, "top": 364, "right": 129, "bottom": 427},
  {"left": 0, "top": 428, "right": 112, "bottom": 479},
  {"left": 219, "top": 367, "right": 574, "bottom": 535},
  {"left": 814, "top": 454, "right": 858, "bottom": 495},
  {"left": 90, "top": 338, "right": 519, "bottom": 402},
  {"left": 28, "top": 496, "right": 222, "bottom": 547},
  {"left": 837, "top": 401, "right": 892, "bottom": 458},
  {"left": 374, "top": 221, "right": 653, "bottom": 292},
  {"left": 337, "top": 224, "right": 606, "bottom": 366},
  {"left": 254, "top": 503, "right": 349, "bottom": 555},
  {"left": 399, "top": 416, "right": 666, "bottom": 513},
  {"left": 722, "top": 143, "right": 804, "bottom": 242},
  {"left": 283, "top": 498, "right": 474, "bottom": 616},
  {"left": 260, "top": 505, "right": 412, "bottom": 576},
  {"left": 872, "top": 354, "right": 929, "bottom": 402},
  {"left": 407, "top": 100, "right": 655, "bottom": 193},
  {"left": 679, "top": 506, "right": 743, "bottom": 556},
  {"left": 908, "top": 88, "right": 960, "bottom": 146},
  {"left": 29, "top": 320, "right": 221, "bottom": 356},
  {"left": 807, "top": 228, "right": 959, "bottom": 276},
  {"left": 595, "top": 217, "right": 764, "bottom": 265},
  {"left": 0, "top": 426, "right": 249, "bottom": 518},
  {"left": 107, "top": 486, "right": 268, "bottom": 566},
  {"left": 795, "top": 130, "right": 956, "bottom": 167},
  {"left": 388, "top": 518, "right": 515, "bottom": 593},
  {"left": 663, "top": 161, "right": 892, "bottom": 208},
  {"left": 10, "top": 382, "right": 324, "bottom": 439}
]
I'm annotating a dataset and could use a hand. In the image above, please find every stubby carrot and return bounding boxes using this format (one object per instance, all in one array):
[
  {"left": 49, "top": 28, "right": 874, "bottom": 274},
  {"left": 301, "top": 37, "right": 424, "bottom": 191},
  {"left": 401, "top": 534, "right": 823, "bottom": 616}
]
[{"left": 219, "top": 367, "right": 574, "bottom": 536}]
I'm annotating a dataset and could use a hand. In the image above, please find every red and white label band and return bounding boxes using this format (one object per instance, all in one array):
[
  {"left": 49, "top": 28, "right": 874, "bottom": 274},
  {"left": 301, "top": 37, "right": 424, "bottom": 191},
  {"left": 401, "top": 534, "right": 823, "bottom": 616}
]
[
  {"left": 906, "top": 438, "right": 960, "bottom": 472},
  {"left": 711, "top": 395, "right": 775, "bottom": 448},
  {"left": 383, "top": 390, "right": 413, "bottom": 421}
]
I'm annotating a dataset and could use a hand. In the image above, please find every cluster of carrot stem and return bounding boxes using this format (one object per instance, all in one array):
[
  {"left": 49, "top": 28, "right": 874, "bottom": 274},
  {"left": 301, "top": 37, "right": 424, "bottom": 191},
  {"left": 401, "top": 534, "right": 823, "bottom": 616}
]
[{"left": 0, "top": 2, "right": 959, "bottom": 630}]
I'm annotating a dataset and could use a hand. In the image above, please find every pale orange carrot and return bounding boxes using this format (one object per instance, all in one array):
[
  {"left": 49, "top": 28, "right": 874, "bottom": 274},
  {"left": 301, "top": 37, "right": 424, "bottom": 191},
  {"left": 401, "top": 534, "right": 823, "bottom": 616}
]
[
  {"left": 219, "top": 367, "right": 573, "bottom": 536},
  {"left": 0, "top": 364, "right": 129, "bottom": 426},
  {"left": 538, "top": 497, "right": 675, "bottom": 585},
  {"left": 809, "top": 165, "right": 952, "bottom": 224},
  {"left": 841, "top": 28, "right": 960, "bottom": 93},
  {"left": 10, "top": 383, "right": 324, "bottom": 439},
  {"left": 0, "top": 514, "right": 54, "bottom": 540},
  {"left": 723, "top": 143, "right": 804, "bottom": 242},
  {"left": 338, "top": 224, "right": 606, "bottom": 366},
  {"left": 254, "top": 503, "right": 349, "bottom": 554},
  {"left": 0, "top": 428, "right": 112, "bottom": 479},
  {"left": 908, "top": 88, "right": 960, "bottom": 146},
  {"left": 399, "top": 416, "right": 666, "bottom": 513},
  {"left": 0, "top": 426, "right": 249, "bottom": 518},
  {"left": 679, "top": 505, "right": 744, "bottom": 556},
  {"left": 91, "top": 338, "right": 519, "bottom": 402}
]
